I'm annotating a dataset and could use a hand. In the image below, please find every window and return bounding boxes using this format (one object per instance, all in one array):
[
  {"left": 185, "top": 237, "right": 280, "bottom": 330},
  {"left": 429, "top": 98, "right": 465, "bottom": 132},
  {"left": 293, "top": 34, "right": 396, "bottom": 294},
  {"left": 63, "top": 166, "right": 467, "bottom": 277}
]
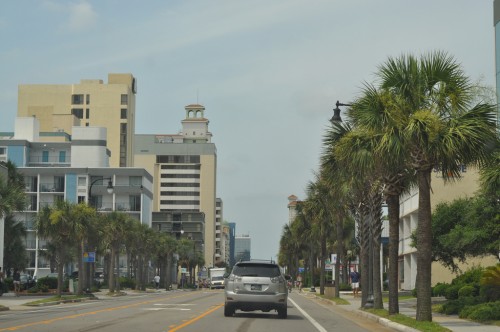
[
  {"left": 72, "top": 94, "right": 84, "bottom": 104},
  {"left": 0, "top": 146, "right": 6, "bottom": 162},
  {"left": 86, "top": 94, "right": 90, "bottom": 104},
  {"left": 129, "top": 176, "right": 142, "bottom": 187},
  {"left": 78, "top": 196, "right": 86, "bottom": 204},
  {"left": 78, "top": 177, "right": 87, "bottom": 186},
  {"left": 121, "top": 94, "right": 128, "bottom": 105},
  {"left": 121, "top": 109, "right": 127, "bottom": 119},
  {"left": 71, "top": 108, "right": 84, "bottom": 119},
  {"left": 86, "top": 109, "right": 90, "bottom": 119},
  {"left": 129, "top": 195, "right": 141, "bottom": 211},
  {"left": 58, "top": 151, "right": 66, "bottom": 163},
  {"left": 42, "top": 151, "right": 49, "bottom": 163}
]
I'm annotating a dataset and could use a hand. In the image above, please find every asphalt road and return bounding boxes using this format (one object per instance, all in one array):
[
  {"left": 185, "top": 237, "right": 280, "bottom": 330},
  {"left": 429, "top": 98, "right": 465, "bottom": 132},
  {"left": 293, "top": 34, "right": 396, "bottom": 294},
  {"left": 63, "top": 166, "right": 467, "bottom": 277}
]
[{"left": 0, "top": 290, "right": 395, "bottom": 332}]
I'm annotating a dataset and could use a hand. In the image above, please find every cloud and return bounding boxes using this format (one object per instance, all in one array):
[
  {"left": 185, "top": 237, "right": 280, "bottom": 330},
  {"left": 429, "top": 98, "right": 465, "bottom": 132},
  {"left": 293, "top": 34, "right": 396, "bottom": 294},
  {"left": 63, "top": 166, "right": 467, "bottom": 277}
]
[
  {"left": 67, "top": 1, "right": 97, "bottom": 31},
  {"left": 42, "top": 0, "right": 97, "bottom": 31}
]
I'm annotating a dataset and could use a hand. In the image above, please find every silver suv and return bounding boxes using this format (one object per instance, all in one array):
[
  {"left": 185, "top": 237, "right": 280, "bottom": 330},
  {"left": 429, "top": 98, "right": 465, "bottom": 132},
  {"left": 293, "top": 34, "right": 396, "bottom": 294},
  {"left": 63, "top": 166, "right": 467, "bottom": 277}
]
[{"left": 224, "top": 260, "right": 290, "bottom": 318}]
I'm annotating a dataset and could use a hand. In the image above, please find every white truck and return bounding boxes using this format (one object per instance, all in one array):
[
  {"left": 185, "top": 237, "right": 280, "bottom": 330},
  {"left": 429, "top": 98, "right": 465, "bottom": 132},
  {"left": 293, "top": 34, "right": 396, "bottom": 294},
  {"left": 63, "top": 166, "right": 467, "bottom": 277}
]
[{"left": 209, "top": 268, "right": 226, "bottom": 289}]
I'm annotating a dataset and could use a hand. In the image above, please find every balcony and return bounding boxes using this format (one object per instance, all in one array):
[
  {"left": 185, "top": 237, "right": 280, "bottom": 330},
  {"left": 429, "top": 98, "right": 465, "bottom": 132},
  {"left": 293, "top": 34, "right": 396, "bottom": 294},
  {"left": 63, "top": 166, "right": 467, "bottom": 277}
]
[
  {"left": 40, "top": 183, "right": 65, "bottom": 193},
  {"left": 28, "top": 156, "right": 71, "bottom": 167}
]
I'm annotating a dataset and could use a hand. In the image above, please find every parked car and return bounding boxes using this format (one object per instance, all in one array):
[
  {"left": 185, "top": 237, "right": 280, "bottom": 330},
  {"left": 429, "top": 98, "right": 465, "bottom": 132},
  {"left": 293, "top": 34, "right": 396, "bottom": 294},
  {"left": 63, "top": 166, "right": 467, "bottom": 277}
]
[
  {"left": 224, "top": 260, "right": 290, "bottom": 318},
  {"left": 20, "top": 274, "right": 36, "bottom": 290}
]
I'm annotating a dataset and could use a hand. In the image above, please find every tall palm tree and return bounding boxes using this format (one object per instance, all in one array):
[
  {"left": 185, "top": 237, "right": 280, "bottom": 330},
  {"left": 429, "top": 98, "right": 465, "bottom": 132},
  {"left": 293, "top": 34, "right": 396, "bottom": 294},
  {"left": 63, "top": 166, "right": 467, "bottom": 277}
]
[
  {"left": 342, "top": 85, "right": 413, "bottom": 314},
  {"left": 102, "top": 212, "right": 136, "bottom": 293},
  {"left": 37, "top": 200, "right": 81, "bottom": 296},
  {"left": 0, "top": 161, "right": 26, "bottom": 219},
  {"left": 377, "top": 51, "right": 499, "bottom": 321}
]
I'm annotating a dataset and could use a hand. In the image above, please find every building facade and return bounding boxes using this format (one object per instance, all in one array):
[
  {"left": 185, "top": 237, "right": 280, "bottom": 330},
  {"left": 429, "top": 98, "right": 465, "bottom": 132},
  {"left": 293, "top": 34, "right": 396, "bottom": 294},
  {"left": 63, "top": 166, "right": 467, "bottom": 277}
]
[
  {"left": 234, "top": 234, "right": 251, "bottom": 262},
  {"left": 0, "top": 117, "right": 153, "bottom": 277},
  {"left": 134, "top": 104, "right": 217, "bottom": 267},
  {"left": 17, "top": 73, "right": 137, "bottom": 167}
]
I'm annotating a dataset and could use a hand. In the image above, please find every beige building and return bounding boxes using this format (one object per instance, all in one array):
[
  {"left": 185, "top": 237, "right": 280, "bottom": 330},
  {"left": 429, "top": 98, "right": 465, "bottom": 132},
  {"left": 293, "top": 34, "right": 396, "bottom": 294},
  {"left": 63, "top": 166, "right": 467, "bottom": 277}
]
[
  {"left": 17, "top": 73, "right": 137, "bottom": 167},
  {"left": 134, "top": 104, "right": 217, "bottom": 267},
  {"left": 399, "top": 167, "right": 497, "bottom": 290}
]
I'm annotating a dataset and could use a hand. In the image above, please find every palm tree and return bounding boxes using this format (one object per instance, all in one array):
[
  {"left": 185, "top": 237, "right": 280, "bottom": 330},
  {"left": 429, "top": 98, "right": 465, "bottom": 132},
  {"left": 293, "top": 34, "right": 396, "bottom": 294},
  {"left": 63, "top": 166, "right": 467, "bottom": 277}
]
[
  {"left": 36, "top": 200, "right": 81, "bottom": 296},
  {"left": 102, "top": 212, "right": 136, "bottom": 293},
  {"left": 377, "top": 51, "right": 499, "bottom": 321},
  {"left": 0, "top": 161, "right": 26, "bottom": 218},
  {"left": 341, "top": 85, "right": 413, "bottom": 314}
]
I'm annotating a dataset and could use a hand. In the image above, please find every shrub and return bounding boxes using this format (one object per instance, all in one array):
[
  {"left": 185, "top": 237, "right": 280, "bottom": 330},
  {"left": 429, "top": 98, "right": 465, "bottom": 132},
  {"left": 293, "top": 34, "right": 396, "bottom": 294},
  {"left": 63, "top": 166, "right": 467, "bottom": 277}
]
[
  {"left": 118, "top": 277, "right": 135, "bottom": 289},
  {"left": 451, "top": 266, "right": 483, "bottom": 286},
  {"left": 411, "top": 288, "right": 417, "bottom": 297},
  {"left": 480, "top": 264, "right": 500, "bottom": 302},
  {"left": 37, "top": 276, "right": 58, "bottom": 290},
  {"left": 441, "top": 297, "right": 481, "bottom": 315},
  {"left": 460, "top": 302, "right": 500, "bottom": 322},
  {"left": 444, "top": 284, "right": 461, "bottom": 300},
  {"left": 458, "top": 285, "right": 475, "bottom": 298},
  {"left": 339, "top": 283, "right": 352, "bottom": 291},
  {"left": 432, "top": 282, "right": 449, "bottom": 297}
]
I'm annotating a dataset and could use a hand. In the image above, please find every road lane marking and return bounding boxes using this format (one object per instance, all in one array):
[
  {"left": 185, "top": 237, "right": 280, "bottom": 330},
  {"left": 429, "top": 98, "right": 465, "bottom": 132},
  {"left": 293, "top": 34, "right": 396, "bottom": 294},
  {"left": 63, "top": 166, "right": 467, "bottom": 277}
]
[
  {"left": 288, "top": 298, "right": 328, "bottom": 332},
  {"left": 167, "top": 303, "right": 223, "bottom": 332},
  {"left": 0, "top": 292, "right": 202, "bottom": 331}
]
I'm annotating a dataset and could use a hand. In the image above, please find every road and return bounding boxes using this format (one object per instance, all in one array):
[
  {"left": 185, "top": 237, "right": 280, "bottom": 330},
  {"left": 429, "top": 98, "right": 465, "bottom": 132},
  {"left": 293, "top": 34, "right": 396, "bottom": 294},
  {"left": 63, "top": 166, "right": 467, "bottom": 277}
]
[{"left": 0, "top": 290, "right": 394, "bottom": 332}]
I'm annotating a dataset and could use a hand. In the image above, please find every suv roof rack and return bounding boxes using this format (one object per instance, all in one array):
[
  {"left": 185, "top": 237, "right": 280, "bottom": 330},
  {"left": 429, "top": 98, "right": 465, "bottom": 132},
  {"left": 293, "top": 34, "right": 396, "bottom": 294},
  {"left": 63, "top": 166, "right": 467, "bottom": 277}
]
[{"left": 238, "top": 259, "right": 276, "bottom": 264}]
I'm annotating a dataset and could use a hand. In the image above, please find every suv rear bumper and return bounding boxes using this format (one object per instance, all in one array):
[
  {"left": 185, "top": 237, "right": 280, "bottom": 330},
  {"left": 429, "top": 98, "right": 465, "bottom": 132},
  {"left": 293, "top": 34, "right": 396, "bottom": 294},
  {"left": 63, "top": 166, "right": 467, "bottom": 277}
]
[{"left": 225, "top": 291, "right": 287, "bottom": 311}]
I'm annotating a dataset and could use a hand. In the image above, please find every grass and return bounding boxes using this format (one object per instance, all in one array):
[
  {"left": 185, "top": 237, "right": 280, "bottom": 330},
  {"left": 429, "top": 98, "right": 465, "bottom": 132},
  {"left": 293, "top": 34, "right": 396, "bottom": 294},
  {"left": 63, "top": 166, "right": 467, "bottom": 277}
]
[
  {"left": 25, "top": 294, "right": 94, "bottom": 306},
  {"left": 382, "top": 294, "right": 415, "bottom": 302},
  {"left": 367, "top": 308, "right": 452, "bottom": 332}
]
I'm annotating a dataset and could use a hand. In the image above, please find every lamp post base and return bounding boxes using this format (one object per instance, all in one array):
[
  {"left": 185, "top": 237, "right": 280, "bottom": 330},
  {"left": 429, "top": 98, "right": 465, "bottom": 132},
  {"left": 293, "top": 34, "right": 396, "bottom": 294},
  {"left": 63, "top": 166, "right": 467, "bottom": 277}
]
[{"left": 364, "top": 294, "right": 374, "bottom": 309}]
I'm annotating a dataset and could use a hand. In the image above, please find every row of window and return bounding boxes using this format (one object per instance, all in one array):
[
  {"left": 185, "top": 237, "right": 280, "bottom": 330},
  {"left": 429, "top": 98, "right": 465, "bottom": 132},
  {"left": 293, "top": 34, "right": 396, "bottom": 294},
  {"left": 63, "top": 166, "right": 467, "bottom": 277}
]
[
  {"left": 160, "top": 200, "right": 200, "bottom": 205},
  {"left": 156, "top": 155, "right": 200, "bottom": 164},
  {"left": 71, "top": 94, "right": 128, "bottom": 105},
  {"left": 160, "top": 174, "right": 200, "bottom": 178},
  {"left": 160, "top": 164, "right": 200, "bottom": 170},
  {"left": 161, "top": 191, "right": 200, "bottom": 196},
  {"left": 160, "top": 182, "right": 200, "bottom": 187},
  {"left": 71, "top": 108, "right": 128, "bottom": 120}
]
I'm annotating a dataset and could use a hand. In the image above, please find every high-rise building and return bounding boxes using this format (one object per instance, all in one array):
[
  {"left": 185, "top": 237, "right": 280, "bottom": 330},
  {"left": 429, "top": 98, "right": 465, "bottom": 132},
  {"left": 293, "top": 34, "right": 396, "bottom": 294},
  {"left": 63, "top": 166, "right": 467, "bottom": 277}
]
[
  {"left": 228, "top": 222, "right": 236, "bottom": 267},
  {"left": 215, "top": 198, "right": 223, "bottom": 265},
  {"left": 234, "top": 234, "right": 251, "bottom": 262},
  {"left": 17, "top": 73, "right": 137, "bottom": 167},
  {"left": 134, "top": 104, "right": 217, "bottom": 267}
]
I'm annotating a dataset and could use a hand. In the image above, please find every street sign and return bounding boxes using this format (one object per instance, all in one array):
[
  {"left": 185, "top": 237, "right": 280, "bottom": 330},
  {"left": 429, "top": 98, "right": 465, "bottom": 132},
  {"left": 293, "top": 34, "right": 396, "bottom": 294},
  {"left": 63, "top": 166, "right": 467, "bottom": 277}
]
[
  {"left": 298, "top": 267, "right": 305, "bottom": 273},
  {"left": 83, "top": 252, "right": 95, "bottom": 263}
]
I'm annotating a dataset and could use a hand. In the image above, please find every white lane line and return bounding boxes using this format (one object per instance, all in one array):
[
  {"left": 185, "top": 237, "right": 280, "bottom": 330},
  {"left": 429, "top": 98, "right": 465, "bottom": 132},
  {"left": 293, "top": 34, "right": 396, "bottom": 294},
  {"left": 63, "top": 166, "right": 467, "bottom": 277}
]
[
  {"left": 154, "top": 303, "right": 195, "bottom": 306},
  {"left": 288, "top": 297, "right": 328, "bottom": 332}
]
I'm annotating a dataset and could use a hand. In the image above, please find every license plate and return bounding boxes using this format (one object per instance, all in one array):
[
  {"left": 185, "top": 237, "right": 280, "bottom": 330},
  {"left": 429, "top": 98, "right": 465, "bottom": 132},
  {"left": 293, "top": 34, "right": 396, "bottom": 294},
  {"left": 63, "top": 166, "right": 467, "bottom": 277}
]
[{"left": 251, "top": 284, "right": 262, "bottom": 291}]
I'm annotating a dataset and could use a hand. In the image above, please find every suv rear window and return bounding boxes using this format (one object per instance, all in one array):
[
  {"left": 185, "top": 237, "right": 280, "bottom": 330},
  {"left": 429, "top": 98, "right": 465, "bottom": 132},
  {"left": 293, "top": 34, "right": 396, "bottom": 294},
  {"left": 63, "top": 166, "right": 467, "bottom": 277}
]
[{"left": 232, "top": 263, "right": 281, "bottom": 278}]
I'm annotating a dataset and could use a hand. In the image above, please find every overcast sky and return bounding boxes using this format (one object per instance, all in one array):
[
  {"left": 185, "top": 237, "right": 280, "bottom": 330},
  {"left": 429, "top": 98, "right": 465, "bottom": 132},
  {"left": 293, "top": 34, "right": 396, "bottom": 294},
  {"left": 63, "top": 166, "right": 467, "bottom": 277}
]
[{"left": 0, "top": 1, "right": 495, "bottom": 260}]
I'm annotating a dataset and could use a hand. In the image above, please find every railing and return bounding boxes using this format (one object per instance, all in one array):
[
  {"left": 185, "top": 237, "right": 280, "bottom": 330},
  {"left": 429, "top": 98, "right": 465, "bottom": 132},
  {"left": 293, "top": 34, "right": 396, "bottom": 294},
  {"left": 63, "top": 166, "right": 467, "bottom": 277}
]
[
  {"left": 40, "top": 183, "right": 64, "bottom": 192},
  {"left": 28, "top": 156, "right": 71, "bottom": 164},
  {"left": 115, "top": 203, "right": 141, "bottom": 212}
]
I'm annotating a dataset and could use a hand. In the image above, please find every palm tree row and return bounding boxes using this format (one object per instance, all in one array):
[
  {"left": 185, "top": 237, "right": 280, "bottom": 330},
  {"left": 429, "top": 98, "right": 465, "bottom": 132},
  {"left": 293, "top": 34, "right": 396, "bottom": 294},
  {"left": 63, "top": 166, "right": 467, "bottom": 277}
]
[
  {"left": 36, "top": 200, "right": 203, "bottom": 296},
  {"left": 279, "top": 51, "right": 499, "bottom": 321}
]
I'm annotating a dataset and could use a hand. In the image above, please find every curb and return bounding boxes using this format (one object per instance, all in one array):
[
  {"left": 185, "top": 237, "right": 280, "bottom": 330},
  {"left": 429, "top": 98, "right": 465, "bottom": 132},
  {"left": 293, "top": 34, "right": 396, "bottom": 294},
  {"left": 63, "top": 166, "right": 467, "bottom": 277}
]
[{"left": 309, "top": 293, "right": 420, "bottom": 332}]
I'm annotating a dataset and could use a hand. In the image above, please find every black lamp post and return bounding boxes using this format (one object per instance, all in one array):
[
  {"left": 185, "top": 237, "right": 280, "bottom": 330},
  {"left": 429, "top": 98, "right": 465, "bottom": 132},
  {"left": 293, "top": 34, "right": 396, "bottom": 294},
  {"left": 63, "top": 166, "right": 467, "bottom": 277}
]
[
  {"left": 331, "top": 100, "right": 374, "bottom": 308},
  {"left": 88, "top": 178, "right": 114, "bottom": 209},
  {"left": 86, "top": 177, "right": 113, "bottom": 291}
]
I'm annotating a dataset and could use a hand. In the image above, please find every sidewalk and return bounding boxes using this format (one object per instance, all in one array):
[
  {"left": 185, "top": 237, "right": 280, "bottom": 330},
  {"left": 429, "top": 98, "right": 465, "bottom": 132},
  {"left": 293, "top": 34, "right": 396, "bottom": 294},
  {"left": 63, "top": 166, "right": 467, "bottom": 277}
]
[{"left": 307, "top": 290, "right": 499, "bottom": 332}]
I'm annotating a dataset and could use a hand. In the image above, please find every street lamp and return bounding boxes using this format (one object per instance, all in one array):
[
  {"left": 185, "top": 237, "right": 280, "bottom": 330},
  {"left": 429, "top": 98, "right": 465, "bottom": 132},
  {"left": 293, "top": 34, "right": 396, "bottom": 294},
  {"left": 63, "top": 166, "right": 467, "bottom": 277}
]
[
  {"left": 88, "top": 177, "right": 114, "bottom": 209},
  {"left": 86, "top": 177, "right": 113, "bottom": 291},
  {"left": 331, "top": 100, "right": 352, "bottom": 123},
  {"left": 331, "top": 100, "right": 374, "bottom": 308}
]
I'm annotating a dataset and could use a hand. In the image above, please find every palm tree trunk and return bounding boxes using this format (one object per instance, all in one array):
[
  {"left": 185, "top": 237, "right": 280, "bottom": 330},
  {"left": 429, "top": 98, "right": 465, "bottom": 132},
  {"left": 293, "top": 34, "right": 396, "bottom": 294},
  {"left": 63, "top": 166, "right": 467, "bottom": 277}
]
[
  {"left": 387, "top": 194, "right": 400, "bottom": 314},
  {"left": 319, "top": 234, "right": 326, "bottom": 295},
  {"left": 108, "top": 247, "right": 115, "bottom": 293},
  {"left": 115, "top": 249, "right": 120, "bottom": 291},
  {"left": 335, "top": 213, "right": 343, "bottom": 297},
  {"left": 416, "top": 169, "right": 433, "bottom": 321},
  {"left": 57, "top": 256, "right": 64, "bottom": 297},
  {"left": 359, "top": 214, "right": 370, "bottom": 307}
]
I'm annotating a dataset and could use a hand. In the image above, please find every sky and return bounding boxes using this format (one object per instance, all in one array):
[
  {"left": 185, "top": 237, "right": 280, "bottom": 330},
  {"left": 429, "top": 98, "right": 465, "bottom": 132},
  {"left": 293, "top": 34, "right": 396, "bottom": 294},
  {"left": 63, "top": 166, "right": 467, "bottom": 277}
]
[{"left": 0, "top": 1, "right": 496, "bottom": 261}]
